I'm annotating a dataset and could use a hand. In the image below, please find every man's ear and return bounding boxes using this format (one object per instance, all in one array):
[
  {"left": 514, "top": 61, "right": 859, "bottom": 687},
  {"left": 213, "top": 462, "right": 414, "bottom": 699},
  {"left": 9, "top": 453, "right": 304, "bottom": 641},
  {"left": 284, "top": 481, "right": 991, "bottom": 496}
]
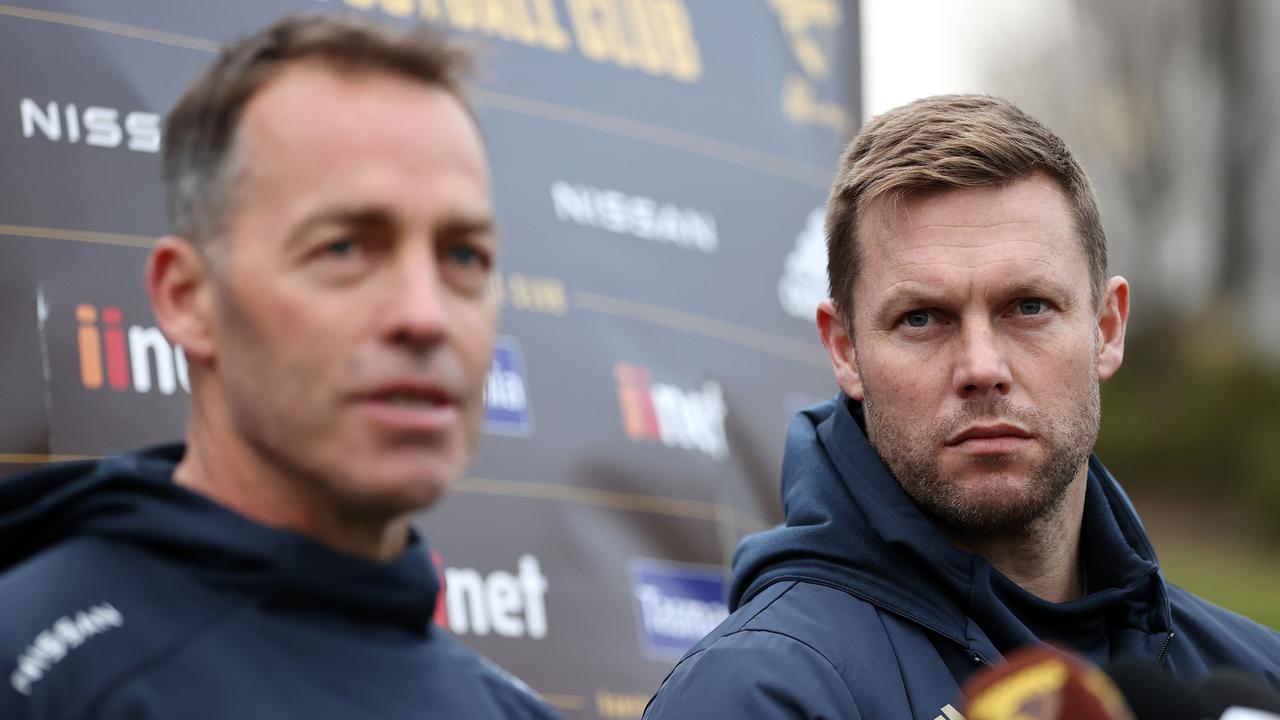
[
  {"left": 817, "top": 299, "right": 865, "bottom": 400},
  {"left": 1096, "top": 276, "right": 1129, "bottom": 382},
  {"left": 146, "top": 236, "right": 217, "bottom": 362}
]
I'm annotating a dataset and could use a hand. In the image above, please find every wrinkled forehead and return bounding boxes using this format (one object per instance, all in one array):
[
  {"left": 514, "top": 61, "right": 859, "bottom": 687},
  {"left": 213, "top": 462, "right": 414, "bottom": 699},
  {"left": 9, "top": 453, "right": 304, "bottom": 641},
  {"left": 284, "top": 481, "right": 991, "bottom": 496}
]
[
  {"left": 854, "top": 176, "right": 1091, "bottom": 303},
  {"left": 237, "top": 63, "right": 485, "bottom": 168},
  {"left": 223, "top": 65, "right": 491, "bottom": 230},
  {"left": 196, "top": 63, "right": 488, "bottom": 258}
]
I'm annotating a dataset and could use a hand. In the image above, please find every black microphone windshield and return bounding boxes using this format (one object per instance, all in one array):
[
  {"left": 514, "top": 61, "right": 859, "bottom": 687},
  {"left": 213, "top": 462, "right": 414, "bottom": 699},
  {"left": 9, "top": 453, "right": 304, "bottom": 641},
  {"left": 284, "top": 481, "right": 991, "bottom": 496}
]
[
  {"left": 1105, "top": 658, "right": 1209, "bottom": 720},
  {"left": 1196, "top": 669, "right": 1280, "bottom": 718}
]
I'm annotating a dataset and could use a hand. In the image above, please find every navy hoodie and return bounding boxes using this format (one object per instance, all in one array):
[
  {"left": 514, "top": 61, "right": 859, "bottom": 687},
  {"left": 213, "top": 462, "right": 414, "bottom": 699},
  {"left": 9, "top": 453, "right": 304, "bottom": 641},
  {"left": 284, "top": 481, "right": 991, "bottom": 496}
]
[
  {"left": 0, "top": 445, "right": 559, "bottom": 719},
  {"left": 645, "top": 396, "right": 1280, "bottom": 719}
]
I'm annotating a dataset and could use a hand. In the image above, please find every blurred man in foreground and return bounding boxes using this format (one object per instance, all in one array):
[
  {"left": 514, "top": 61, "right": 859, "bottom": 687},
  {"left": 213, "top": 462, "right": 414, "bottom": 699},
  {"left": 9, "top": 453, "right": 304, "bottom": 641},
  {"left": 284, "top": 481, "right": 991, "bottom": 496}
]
[
  {"left": 645, "top": 95, "right": 1280, "bottom": 719},
  {"left": 0, "top": 15, "right": 557, "bottom": 719}
]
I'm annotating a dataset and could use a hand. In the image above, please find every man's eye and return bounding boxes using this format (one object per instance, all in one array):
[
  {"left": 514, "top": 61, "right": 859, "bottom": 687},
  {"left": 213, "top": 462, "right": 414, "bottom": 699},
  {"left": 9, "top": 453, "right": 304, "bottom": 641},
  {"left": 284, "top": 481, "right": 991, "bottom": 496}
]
[
  {"left": 1016, "top": 299, "right": 1047, "bottom": 315},
  {"left": 903, "top": 310, "right": 931, "bottom": 328},
  {"left": 445, "top": 244, "right": 490, "bottom": 269},
  {"left": 448, "top": 245, "right": 477, "bottom": 265},
  {"left": 323, "top": 238, "right": 359, "bottom": 257}
]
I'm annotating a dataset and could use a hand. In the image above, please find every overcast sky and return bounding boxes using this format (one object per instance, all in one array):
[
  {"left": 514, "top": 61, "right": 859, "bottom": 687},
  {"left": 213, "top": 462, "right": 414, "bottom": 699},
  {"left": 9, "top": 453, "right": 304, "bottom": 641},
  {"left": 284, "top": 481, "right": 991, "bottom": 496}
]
[{"left": 859, "top": 0, "right": 1071, "bottom": 119}]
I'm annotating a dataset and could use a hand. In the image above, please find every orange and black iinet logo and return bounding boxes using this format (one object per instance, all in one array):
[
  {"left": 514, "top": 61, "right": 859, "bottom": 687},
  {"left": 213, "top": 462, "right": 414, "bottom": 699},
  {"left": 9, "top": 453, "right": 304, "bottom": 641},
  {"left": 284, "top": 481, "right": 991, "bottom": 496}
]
[
  {"left": 75, "top": 304, "right": 188, "bottom": 395},
  {"left": 613, "top": 363, "right": 728, "bottom": 459}
]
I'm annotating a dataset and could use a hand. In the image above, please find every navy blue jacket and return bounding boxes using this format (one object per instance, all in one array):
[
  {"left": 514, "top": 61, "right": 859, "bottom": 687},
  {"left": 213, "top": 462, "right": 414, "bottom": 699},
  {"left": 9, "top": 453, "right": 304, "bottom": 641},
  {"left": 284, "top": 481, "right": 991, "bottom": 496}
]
[
  {"left": 645, "top": 397, "right": 1280, "bottom": 719},
  {"left": 0, "top": 445, "right": 559, "bottom": 719}
]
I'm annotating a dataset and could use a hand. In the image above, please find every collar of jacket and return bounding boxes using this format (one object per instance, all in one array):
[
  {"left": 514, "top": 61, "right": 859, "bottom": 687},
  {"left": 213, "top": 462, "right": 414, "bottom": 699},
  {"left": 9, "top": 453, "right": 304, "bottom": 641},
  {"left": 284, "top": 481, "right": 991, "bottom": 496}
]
[
  {"left": 729, "top": 395, "right": 1174, "bottom": 660},
  {"left": 0, "top": 443, "right": 443, "bottom": 637}
]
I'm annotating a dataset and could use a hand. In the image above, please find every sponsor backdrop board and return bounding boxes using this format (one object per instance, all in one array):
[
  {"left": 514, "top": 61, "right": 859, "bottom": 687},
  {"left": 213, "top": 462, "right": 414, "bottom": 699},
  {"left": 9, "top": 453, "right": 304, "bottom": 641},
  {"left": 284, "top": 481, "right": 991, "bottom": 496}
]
[{"left": 0, "top": 1, "right": 860, "bottom": 716}]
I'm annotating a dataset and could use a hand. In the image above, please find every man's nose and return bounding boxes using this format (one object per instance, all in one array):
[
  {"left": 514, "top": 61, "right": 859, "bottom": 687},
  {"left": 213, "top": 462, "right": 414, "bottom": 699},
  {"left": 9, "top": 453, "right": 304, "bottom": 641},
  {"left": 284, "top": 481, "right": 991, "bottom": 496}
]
[
  {"left": 385, "top": 245, "right": 446, "bottom": 350},
  {"left": 952, "top": 320, "right": 1012, "bottom": 398}
]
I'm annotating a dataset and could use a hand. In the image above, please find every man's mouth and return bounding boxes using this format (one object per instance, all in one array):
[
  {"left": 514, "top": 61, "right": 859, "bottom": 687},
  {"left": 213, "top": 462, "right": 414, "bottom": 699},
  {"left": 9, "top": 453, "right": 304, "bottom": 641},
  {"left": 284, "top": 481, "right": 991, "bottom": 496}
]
[
  {"left": 356, "top": 382, "right": 461, "bottom": 433},
  {"left": 386, "top": 393, "right": 445, "bottom": 409},
  {"left": 945, "top": 423, "right": 1034, "bottom": 454}
]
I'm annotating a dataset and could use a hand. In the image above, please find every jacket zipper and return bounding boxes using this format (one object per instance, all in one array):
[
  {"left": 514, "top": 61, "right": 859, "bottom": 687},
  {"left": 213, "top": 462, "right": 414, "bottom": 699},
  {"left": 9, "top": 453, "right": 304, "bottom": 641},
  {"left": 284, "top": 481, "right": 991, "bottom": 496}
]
[
  {"left": 964, "top": 633, "right": 1173, "bottom": 670},
  {"left": 969, "top": 650, "right": 991, "bottom": 667},
  {"left": 1155, "top": 630, "right": 1175, "bottom": 665}
]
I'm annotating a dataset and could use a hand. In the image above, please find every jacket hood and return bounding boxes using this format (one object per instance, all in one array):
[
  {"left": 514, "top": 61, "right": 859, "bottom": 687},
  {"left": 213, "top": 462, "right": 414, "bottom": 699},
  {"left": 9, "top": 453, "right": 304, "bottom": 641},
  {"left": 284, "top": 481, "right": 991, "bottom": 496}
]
[
  {"left": 730, "top": 396, "right": 1173, "bottom": 659},
  {"left": 0, "top": 444, "right": 440, "bottom": 635}
]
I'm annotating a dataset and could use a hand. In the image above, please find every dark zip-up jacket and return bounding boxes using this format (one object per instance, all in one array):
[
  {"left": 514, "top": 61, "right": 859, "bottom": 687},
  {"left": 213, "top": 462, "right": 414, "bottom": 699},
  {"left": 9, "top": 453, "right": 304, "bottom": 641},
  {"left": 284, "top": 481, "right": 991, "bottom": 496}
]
[
  {"left": 0, "top": 445, "right": 559, "bottom": 720},
  {"left": 645, "top": 396, "right": 1280, "bottom": 719}
]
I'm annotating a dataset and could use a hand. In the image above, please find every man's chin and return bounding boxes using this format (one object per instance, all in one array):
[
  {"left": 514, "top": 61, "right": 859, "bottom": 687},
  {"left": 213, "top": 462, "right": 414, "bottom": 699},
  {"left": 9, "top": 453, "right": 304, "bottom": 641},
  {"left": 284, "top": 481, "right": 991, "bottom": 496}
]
[
  {"left": 943, "top": 456, "right": 1039, "bottom": 489},
  {"left": 334, "top": 450, "right": 463, "bottom": 514},
  {"left": 927, "top": 472, "right": 1068, "bottom": 534}
]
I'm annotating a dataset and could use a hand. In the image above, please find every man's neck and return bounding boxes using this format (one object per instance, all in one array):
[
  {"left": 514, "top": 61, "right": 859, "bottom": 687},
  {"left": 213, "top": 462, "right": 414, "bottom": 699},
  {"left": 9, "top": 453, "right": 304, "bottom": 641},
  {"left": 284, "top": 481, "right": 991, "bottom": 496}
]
[
  {"left": 173, "top": 390, "right": 410, "bottom": 562},
  {"left": 943, "top": 473, "right": 1090, "bottom": 603}
]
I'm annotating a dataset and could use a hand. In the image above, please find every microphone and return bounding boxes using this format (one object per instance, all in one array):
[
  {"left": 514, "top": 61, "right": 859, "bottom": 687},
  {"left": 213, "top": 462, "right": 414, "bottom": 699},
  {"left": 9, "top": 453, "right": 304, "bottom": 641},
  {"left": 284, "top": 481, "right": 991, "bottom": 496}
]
[
  {"left": 1196, "top": 669, "right": 1280, "bottom": 720},
  {"left": 961, "top": 645, "right": 1135, "bottom": 720},
  {"left": 961, "top": 646, "right": 1280, "bottom": 720},
  {"left": 1104, "top": 657, "right": 1210, "bottom": 720}
]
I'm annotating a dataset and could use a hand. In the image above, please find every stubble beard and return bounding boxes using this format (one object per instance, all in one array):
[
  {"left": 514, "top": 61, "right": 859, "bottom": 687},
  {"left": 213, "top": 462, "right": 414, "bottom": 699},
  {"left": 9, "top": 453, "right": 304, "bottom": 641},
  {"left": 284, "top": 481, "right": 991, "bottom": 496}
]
[{"left": 861, "top": 368, "right": 1101, "bottom": 537}]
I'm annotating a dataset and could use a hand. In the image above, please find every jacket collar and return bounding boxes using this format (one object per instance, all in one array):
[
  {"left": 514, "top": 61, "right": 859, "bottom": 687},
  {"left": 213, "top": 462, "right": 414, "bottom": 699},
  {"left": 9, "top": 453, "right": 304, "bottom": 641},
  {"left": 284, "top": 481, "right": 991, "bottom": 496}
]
[
  {"left": 0, "top": 443, "right": 443, "bottom": 637},
  {"left": 731, "top": 396, "right": 1172, "bottom": 658}
]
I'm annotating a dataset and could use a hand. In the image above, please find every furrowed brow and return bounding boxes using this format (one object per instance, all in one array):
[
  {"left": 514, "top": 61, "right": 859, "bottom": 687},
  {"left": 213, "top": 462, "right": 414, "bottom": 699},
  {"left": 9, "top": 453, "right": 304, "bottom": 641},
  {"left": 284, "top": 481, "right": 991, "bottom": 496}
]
[
  {"left": 875, "top": 284, "right": 948, "bottom": 315},
  {"left": 437, "top": 211, "right": 496, "bottom": 238},
  {"left": 871, "top": 274, "right": 1081, "bottom": 321},
  {"left": 995, "top": 277, "right": 1079, "bottom": 306},
  {"left": 287, "top": 206, "right": 398, "bottom": 247}
]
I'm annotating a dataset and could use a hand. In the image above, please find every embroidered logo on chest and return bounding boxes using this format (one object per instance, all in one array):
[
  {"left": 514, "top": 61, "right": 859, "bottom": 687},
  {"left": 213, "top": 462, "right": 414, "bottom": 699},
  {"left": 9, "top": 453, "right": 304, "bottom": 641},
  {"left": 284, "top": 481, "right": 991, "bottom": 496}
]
[{"left": 9, "top": 603, "right": 125, "bottom": 695}]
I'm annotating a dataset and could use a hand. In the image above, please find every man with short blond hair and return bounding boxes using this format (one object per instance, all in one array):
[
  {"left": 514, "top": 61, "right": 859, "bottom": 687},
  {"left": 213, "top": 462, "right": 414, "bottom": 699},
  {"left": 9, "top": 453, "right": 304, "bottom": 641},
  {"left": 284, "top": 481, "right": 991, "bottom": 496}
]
[
  {"left": 0, "top": 15, "right": 556, "bottom": 719},
  {"left": 645, "top": 95, "right": 1280, "bottom": 719}
]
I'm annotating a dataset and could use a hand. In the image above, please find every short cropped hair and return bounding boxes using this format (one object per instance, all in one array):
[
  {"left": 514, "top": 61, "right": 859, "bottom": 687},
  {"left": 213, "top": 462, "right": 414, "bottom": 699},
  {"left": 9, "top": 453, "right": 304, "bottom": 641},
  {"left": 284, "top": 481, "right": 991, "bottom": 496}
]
[
  {"left": 825, "top": 94, "right": 1107, "bottom": 325},
  {"left": 162, "top": 14, "right": 473, "bottom": 248}
]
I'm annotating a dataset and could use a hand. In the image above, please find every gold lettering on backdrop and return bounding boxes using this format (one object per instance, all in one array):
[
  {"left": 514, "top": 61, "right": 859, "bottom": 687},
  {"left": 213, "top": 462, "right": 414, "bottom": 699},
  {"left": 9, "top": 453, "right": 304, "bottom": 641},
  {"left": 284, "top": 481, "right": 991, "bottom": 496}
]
[
  {"left": 566, "top": 0, "right": 605, "bottom": 62},
  {"left": 783, "top": 73, "right": 852, "bottom": 133},
  {"left": 382, "top": 0, "right": 417, "bottom": 16},
  {"left": 419, "top": 0, "right": 443, "bottom": 18},
  {"left": 565, "top": 0, "right": 702, "bottom": 81},
  {"left": 343, "top": 0, "right": 710, "bottom": 67},
  {"left": 770, "top": 0, "right": 838, "bottom": 80},
  {"left": 529, "top": 0, "right": 572, "bottom": 51},
  {"left": 650, "top": 0, "right": 699, "bottom": 81},
  {"left": 493, "top": 272, "right": 568, "bottom": 315},
  {"left": 569, "top": 0, "right": 671, "bottom": 73},
  {"left": 504, "top": 0, "right": 538, "bottom": 43},
  {"left": 443, "top": 0, "right": 479, "bottom": 30},
  {"left": 595, "top": 690, "right": 650, "bottom": 719},
  {"left": 401, "top": 0, "right": 572, "bottom": 52},
  {"left": 447, "top": 0, "right": 570, "bottom": 49},
  {"left": 342, "top": 0, "right": 417, "bottom": 17},
  {"left": 623, "top": 0, "right": 662, "bottom": 74},
  {"left": 768, "top": 0, "right": 851, "bottom": 132}
]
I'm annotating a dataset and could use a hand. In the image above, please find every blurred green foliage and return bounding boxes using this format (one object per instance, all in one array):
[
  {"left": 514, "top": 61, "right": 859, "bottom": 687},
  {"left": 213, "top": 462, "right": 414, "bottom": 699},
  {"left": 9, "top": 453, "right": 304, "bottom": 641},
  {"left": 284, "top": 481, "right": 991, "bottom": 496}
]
[
  {"left": 1097, "top": 315, "right": 1280, "bottom": 527},
  {"left": 1098, "top": 314, "right": 1279, "bottom": 628},
  {"left": 1157, "top": 536, "right": 1280, "bottom": 630}
]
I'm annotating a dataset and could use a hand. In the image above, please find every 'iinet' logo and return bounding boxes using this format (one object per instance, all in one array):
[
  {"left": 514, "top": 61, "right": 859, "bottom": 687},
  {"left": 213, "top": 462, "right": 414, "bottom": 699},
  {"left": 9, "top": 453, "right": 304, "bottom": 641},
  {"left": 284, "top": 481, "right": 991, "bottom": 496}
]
[
  {"left": 432, "top": 554, "right": 549, "bottom": 640},
  {"left": 614, "top": 363, "right": 728, "bottom": 459},
  {"left": 75, "top": 304, "right": 189, "bottom": 395}
]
